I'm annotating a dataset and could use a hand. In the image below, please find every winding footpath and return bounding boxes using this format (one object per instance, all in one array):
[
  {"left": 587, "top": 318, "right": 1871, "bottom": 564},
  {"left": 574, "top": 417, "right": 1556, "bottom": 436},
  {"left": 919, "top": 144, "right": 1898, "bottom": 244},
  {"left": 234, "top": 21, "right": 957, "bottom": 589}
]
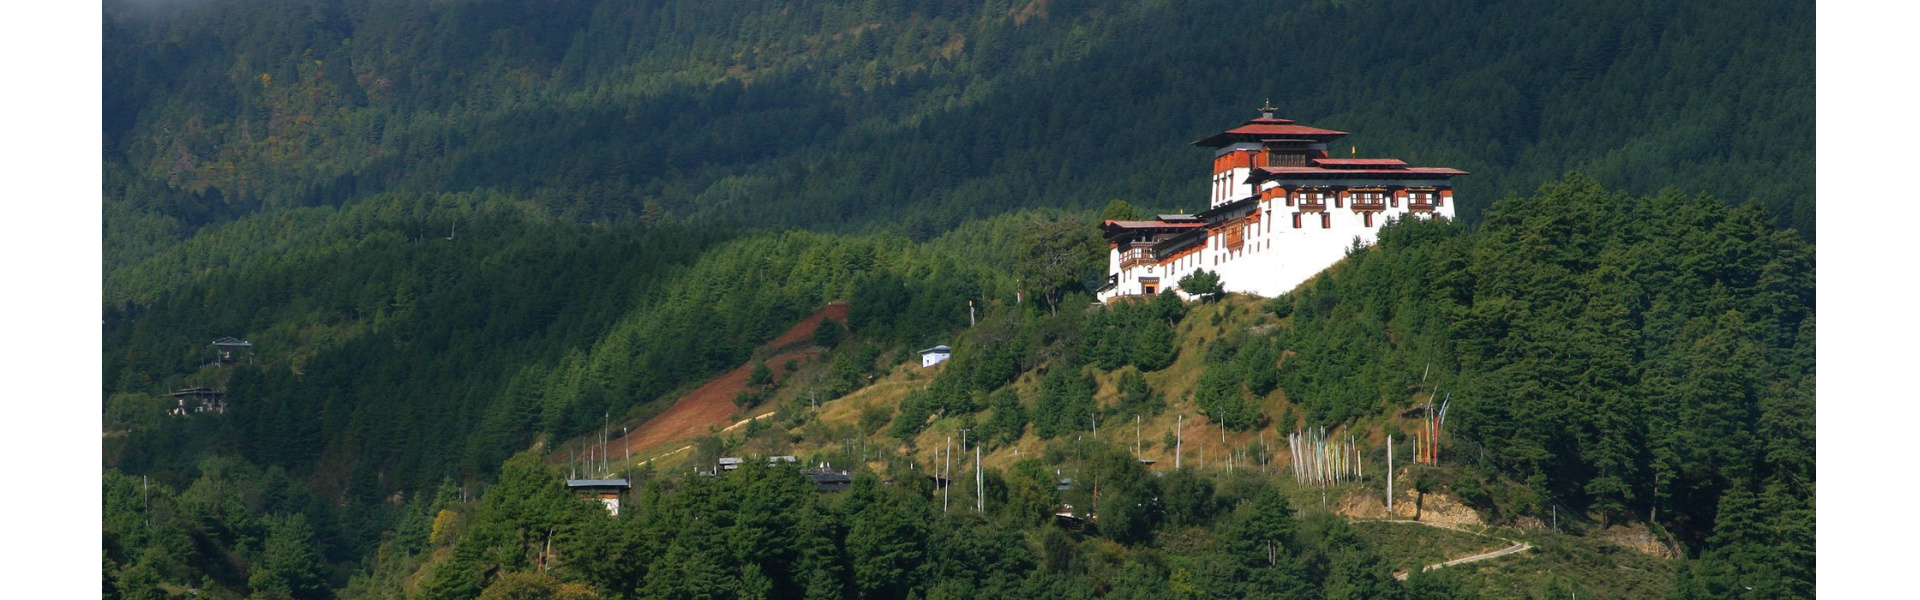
[{"left": 1380, "top": 519, "right": 1533, "bottom": 581}]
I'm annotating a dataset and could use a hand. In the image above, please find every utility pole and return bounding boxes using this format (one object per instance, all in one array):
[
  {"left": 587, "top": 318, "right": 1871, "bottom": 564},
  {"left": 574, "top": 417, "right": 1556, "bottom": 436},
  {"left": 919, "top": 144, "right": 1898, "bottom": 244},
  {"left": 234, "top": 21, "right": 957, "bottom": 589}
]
[
  {"left": 1135, "top": 415, "right": 1141, "bottom": 456},
  {"left": 1175, "top": 414, "right": 1183, "bottom": 469},
  {"left": 1387, "top": 435, "right": 1394, "bottom": 519},
  {"left": 976, "top": 446, "right": 984, "bottom": 512},
  {"left": 969, "top": 300, "right": 976, "bottom": 327},
  {"left": 1091, "top": 414, "right": 1097, "bottom": 440},
  {"left": 944, "top": 436, "right": 952, "bottom": 513}
]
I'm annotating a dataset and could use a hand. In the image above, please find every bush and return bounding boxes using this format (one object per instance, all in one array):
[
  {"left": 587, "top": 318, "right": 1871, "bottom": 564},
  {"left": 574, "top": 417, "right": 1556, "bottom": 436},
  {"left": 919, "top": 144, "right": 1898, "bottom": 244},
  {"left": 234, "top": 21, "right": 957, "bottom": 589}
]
[
  {"left": 1178, "top": 269, "right": 1224, "bottom": 301},
  {"left": 1452, "top": 473, "right": 1494, "bottom": 512},
  {"left": 733, "top": 389, "right": 767, "bottom": 410},
  {"left": 1116, "top": 369, "right": 1156, "bottom": 413},
  {"left": 1193, "top": 365, "right": 1260, "bottom": 431},
  {"left": 1031, "top": 367, "right": 1095, "bottom": 439},
  {"left": 813, "top": 317, "right": 845, "bottom": 348},
  {"left": 1268, "top": 293, "right": 1295, "bottom": 319},
  {"left": 858, "top": 404, "right": 892, "bottom": 436},
  {"left": 1133, "top": 321, "right": 1176, "bottom": 371},
  {"left": 887, "top": 390, "right": 935, "bottom": 441},
  {"left": 982, "top": 388, "right": 1028, "bottom": 447},
  {"left": 748, "top": 362, "right": 774, "bottom": 387}
]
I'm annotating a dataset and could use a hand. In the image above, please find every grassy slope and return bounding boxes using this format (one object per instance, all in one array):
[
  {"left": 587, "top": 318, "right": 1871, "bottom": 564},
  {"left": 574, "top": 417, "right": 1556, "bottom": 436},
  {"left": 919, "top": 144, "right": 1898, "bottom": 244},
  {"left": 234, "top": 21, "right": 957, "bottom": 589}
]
[{"left": 586, "top": 290, "right": 1680, "bottom": 596}]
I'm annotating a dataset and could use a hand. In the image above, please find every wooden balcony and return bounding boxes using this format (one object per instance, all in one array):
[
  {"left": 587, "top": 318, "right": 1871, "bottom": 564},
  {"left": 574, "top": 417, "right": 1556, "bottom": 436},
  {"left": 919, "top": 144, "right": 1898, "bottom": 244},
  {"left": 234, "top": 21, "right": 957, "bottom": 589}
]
[{"left": 1118, "top": 248, "right": 1157, "bottom": 270}]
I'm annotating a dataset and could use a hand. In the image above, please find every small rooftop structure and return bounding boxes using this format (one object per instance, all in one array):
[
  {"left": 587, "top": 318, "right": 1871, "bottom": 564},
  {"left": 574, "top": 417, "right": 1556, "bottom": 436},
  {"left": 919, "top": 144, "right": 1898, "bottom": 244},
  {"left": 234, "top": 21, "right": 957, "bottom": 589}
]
[
  {"left": 1053, "top": 503, "right": 1088, "bottom": 529},
  {"left": 918, "top": 345, "right": 952, "bottom": 368},
  {"left": 718, "top": 457, "right": 746, "bottom": 471},
  {"left": 210, "top": 337, "right": 254, "bottom": 365},
  {"left": 167, "top": 387, "right": 227, "bottom": 416},
  {"left": 804, "top": 469, "right": 853, "bottom": 492},
  {"left": 566, "top": 478, "right": 632, "bottom": 516},
  {"left": 211, "top": 336, "right": 252, "bottom": 349}
]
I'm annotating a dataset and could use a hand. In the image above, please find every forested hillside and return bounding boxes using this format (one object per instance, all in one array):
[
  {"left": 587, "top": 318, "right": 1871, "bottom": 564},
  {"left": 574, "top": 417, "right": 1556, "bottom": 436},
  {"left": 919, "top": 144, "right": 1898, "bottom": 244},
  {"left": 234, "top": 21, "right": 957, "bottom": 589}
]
[
  {"left": 105, "top": 0, "right": 1812, "bottom": 289},
  {"left": 103, "top": 0, "right": 1814, "bottom": 597},
  {"left": 104, "top": 177, "right": 1813, "bottom": 598}
]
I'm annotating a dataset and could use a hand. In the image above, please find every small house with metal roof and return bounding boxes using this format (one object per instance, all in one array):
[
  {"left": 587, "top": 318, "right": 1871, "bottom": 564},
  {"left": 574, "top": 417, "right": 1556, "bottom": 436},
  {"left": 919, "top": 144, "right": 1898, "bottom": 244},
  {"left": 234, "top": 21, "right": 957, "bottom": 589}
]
[{"left": 918, "top": 345, "right": 952, "bottom": 368}]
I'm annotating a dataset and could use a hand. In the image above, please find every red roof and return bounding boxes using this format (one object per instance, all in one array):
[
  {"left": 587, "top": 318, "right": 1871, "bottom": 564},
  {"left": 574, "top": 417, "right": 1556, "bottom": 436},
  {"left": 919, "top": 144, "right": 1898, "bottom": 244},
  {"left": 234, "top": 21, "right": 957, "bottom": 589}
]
[
  {"left": 1226, "top": 124, "right": 1347, "bottom": 137},
  {"left": 1247, "top": 166, "right": 1467, "bottom": 184},
  {"left": 1314, "top": 158, "right": 1408, "bottom": 168},
  {"left": 1193, "top": 119, "right": 1350, "bottom": 147}
]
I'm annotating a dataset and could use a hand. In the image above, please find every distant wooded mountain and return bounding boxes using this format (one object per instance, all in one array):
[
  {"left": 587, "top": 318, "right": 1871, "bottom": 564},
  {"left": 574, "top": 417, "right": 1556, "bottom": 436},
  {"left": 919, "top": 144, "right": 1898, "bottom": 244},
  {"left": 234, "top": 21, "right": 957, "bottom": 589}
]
[{"left": 106, "top": 0, "right": 1812, "bottom": 272}]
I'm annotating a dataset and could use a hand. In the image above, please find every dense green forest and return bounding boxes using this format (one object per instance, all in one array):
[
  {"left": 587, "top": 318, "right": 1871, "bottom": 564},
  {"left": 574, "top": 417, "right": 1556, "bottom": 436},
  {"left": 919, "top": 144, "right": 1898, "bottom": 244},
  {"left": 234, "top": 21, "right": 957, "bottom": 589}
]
[
  {"left": 104, "top": 178, "right": 1813, "bottom": 598},
  {"left": 103, "top": 0, "right": 1813, "bottom": 597},
  {"left": 105, "top": 0, "right": 1812, "bottom": 287}
]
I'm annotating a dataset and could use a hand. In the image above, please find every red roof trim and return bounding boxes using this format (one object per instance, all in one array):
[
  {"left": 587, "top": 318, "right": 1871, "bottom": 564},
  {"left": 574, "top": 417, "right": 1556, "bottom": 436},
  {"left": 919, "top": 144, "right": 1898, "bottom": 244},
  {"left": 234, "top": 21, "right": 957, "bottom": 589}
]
[
  {"left": 1103, "top": 220, "right": 1207, "bottom": 229},
  {"left": 1314, "top": 158, "right": 1408, "bottom": 168},
  {"left": 1256, "top": 166, "right": 1465, "bottom": 174},
  {"left": 1224, "top": 124, "right": 1348, "bottom": 137}
]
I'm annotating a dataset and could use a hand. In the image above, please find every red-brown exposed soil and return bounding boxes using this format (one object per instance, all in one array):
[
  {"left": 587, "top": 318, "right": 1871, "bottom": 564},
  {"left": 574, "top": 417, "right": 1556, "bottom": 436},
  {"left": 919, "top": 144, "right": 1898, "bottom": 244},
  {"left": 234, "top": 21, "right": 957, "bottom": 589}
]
[
  {"left": 768, "top": 302, "right": 849, "bottom": 348},
  {"left": 588, "top": 302, "right": 848, "bottom": 462}
]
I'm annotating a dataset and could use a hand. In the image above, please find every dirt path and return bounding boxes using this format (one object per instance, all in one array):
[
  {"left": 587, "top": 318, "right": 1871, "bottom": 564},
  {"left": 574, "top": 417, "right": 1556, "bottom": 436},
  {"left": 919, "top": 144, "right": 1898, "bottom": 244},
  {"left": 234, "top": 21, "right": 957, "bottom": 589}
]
[
  {"left": 1381, "top": 519, "right": 1533, "bottom": 580},
  {"left": 1418, "top": 540, "right": 1531, "bottom": 572}
]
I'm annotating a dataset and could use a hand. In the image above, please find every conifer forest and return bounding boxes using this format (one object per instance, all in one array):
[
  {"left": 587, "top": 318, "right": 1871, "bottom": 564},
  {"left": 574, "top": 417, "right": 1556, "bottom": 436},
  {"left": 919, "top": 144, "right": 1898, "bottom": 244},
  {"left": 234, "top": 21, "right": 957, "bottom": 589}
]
[{"left": 103, "top": 1, "right": 1813, "bottom": 598}]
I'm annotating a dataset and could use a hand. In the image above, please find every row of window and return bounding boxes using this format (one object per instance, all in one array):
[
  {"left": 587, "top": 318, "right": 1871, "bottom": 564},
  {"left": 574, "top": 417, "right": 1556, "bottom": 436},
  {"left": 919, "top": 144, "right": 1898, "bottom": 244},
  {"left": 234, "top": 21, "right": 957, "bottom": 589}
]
[
  {"left": 1291, "top": 212, "right": 1335, "bottom": 228},
  {"left": 1277, "top": 189, "right": 1445, "bottom": 208},
  {"left": 1212, "top": 174, "right": 1239, "bottom": 204},
  {"left": 1151, "top": 198, "right": 1421, "bottom": 272}
]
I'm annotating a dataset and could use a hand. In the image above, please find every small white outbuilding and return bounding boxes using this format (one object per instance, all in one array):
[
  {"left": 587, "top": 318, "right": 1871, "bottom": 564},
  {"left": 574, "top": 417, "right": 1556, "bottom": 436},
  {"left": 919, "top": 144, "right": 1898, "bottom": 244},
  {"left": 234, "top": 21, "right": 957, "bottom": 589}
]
[{"left": 918, "top": 345, "right": 952, "bottom": 368}]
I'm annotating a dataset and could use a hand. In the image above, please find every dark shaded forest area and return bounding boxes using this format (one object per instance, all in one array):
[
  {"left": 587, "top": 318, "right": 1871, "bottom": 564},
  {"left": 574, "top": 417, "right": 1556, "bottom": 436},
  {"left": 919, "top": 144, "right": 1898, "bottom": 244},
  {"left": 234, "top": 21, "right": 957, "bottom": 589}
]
[
  {"left": 102, "top": 1, "right": 1812, "bottom": 598},
  {"left": 105, "top": 0, "right": 1811, "bottom": 288}
]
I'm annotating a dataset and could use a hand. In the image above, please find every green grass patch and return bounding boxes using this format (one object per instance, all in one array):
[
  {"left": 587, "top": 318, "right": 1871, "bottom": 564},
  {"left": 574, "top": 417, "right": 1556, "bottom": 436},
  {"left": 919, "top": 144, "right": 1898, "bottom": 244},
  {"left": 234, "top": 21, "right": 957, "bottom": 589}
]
[
  {"left": 1452, "top": 531, "right": 1676, "bottom": 600},
  {"left": 1350, "top": 520, "right": 1507, "bottom": 574}
]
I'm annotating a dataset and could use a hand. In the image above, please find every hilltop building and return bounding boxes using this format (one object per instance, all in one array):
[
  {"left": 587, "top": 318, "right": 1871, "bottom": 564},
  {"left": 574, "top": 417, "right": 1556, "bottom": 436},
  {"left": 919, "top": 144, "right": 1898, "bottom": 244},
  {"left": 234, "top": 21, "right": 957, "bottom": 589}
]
[
  {"left": 566, "top": 478, "right": 631, "bottom": 516},
  {"left": 1097, "top": 106, "right": 1464, "bottom": 302},
  {"left": 804, "top": 468, "right": 853, "bottom": 492},
  {"left": 211, "top": 337, "right": 253, "bottom": 365}
]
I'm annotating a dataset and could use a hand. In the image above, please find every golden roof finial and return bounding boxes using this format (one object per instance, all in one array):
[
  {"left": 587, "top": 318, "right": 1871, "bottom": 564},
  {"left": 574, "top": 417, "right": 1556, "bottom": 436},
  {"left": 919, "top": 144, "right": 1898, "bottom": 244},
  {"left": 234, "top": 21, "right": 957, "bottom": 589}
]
[{"left": 1258, "top": 100, "right": 1278, "bottom": 119}]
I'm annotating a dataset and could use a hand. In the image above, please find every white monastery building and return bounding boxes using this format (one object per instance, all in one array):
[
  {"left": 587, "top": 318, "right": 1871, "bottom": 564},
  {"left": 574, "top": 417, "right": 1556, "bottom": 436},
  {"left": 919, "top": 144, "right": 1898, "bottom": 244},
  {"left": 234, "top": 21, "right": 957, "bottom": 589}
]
[{"left": 1096, "top": 106, "right": 1464, "bottom": 302}]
